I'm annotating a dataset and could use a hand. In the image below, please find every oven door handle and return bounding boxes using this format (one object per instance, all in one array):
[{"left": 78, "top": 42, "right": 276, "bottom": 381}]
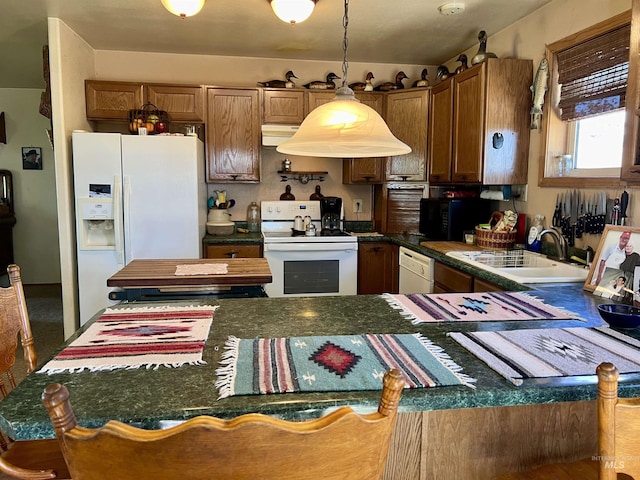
[{"left": 265, "top": 243, "right": 357, "bottom": 252}]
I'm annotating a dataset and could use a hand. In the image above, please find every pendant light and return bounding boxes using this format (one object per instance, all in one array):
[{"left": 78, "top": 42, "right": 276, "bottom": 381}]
[
  {"left": 161, "top": 0, "right": 206, "bottom": 18},
  {"left": 277, "top": 0, "right": 411, "bottom": 158},
  {"left": 270, "top": 0, "right": 317, "bottom": 25}
]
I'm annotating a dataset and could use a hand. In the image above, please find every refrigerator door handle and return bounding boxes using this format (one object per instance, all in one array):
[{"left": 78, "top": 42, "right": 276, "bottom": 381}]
[
  {"left": 113, "top": 176, "right": 125, "bottom": 267},
  {"left": 122, "top": 175, "right": 132, "bottom": 264}
]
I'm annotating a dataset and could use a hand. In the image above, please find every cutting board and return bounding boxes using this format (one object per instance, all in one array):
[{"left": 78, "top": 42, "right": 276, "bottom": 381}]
[
  {"left": 107, "top": 258, "right": 272, "bottom": 288},
  {"left": 419, "top": 241, "right": 483, "bottom": 254}
]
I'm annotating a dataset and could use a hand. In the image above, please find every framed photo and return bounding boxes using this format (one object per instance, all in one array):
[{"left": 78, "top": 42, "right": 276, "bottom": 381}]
[
  {"left": 584, "top": 225, "right": 640, "bottom": 305},
  {"left": 22, "top": 147, "right": 42, "bottom": 170}
]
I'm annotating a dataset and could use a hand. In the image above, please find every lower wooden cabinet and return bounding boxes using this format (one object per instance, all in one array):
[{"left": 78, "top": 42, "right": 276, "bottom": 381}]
[
  {"left": 434, "top": 261, "right": 504, "bottom": 293},
  {"left": 204, "top": 243, "right": 262, "bottom": 259},
  {"left": 357, "top": 242, "right": 399, "bottom": 294}
]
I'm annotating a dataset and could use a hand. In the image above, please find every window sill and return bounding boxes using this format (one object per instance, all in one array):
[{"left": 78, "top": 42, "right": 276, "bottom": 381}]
[{"left": 539, "top": 176, "right": 623, "bottom": 188}]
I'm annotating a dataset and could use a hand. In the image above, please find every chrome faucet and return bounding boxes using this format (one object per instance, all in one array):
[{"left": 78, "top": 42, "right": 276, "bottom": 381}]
[{"left": 539, "top": 228, "right": 568, "bottom": 262}]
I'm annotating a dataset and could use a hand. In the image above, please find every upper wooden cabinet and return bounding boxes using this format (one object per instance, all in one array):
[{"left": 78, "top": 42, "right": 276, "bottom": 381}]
[
  {"left": 146, "top": 84, "right": 205, "bottom": 122},
  {"left": 85, "top": 80, "right": 204, "bottom": 122},
  {"left": 429, "top": 58, "right": 532, "bottom": 185},
  {"left": 343, "top": 157, "right": 384, "bottom": 183},
  {"left": 262, "top": 89, "right": 305, "bottom": 124},
  {"left": 384, "top": 89, "right": 429, "bottom": 182},
  {"left": 622, "top": 1, "right": 640, "bottom": 183},
  {"left": 85, "top": 81, "right": 143, "bottom": 120},
  {"left": 206, "top": 87, "right": 261, "bottom": 183}
]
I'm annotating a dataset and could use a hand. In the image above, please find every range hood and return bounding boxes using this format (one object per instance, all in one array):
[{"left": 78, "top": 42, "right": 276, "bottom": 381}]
[{"left": 261, "top": 124, "right": 299, "bottom": 147}]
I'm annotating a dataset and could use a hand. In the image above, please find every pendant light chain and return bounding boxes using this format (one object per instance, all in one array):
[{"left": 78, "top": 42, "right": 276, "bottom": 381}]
[{"left": 341, "top": 0, "right": 349, "bottom": 88}]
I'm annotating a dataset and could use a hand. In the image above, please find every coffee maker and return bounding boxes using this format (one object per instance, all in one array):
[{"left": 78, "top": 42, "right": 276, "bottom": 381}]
[{"left": 320, "top": 197, "right": 342, "bottom": 233}]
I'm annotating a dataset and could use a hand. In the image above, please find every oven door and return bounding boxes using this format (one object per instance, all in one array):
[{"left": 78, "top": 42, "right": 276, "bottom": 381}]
[{"left": 263, "top": 242, "right": 358, "bottom": 297}]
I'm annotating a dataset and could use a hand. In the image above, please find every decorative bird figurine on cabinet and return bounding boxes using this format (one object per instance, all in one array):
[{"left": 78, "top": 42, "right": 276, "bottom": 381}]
[
  {"left": 471, "top": 30, "right": 498, "bottom": 65},
  {"left": 349, "top": 72, "right": 375, "bottom": 91},
  {"left": 374, "top": 71, "right": 408, "bottom": 91},
  {"left": 411, "top": 68, "right": 429, "bottom": 88},
  {"left": 303, "top": 72, "right": 341, "bottom": 89},
  {"left": 435, "top": 65, "right": 451, "bottom": 83},
  {"left": 257, "top": 70, "right": 298, "bottom": 88},
  {"left": 454, "top": 54, "right": 468, "bottom": 75}
]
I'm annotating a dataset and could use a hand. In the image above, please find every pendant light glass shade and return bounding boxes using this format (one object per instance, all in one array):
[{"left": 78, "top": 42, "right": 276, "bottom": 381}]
[
  {"left": 161, "top": 0, "right": 206, "bottom": 18},
  {"left": 277, "top": 87, "right": 411, "bottom": 158},
  {"left": 270, "top": 0, "right": 316, "bottom": 25}
]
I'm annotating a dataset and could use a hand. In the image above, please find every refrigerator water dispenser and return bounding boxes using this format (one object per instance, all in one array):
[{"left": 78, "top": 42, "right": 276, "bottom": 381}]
[{"left": 79, "top": 198, "right": 115, "bottom": 250}]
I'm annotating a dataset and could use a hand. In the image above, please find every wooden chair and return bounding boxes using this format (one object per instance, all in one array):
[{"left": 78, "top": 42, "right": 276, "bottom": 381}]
[
  {"left": 497, "top": 362, "right": 640, "bottom": 480},
  {"left": 0, "top": 264, "right": 69, "bottom": 480},
  {"left": 42, "top": 369, "right": 405, "bottom": 480}
]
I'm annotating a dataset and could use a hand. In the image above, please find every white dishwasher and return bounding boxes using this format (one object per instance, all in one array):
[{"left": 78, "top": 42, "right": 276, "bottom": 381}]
[{"left": 398, "top": 247, "right": 434, "bottom": 294}]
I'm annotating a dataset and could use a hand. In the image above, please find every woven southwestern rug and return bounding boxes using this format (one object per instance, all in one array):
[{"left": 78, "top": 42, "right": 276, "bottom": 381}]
[
  {"left": 38, "top": 305, "right": 217, "bottom": 374},
  {"left": 215, "top": 333, "right": 475, "bottom": 399},
  {"left": 448, "top": 327, "right": 640, "bottom": 386},
  {"left": 382, "top": 292, "right": 585, "bottom": 324}
]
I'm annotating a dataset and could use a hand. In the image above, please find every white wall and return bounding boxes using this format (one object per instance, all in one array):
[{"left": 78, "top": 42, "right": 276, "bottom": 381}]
[
  {"left": 445, "top": 0, "right": 631, "bottom": 251},
  {"left": 0, "top": 88, "right": 58, "bottom": 284}
]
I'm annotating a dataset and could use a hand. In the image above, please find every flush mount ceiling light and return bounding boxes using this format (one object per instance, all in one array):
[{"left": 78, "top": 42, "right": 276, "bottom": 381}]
[
  {"left": 161, "top": 0, "right": 206, "bottom": 18},
  {"left": 276, "top": 0, "right": 411, "bottom": 158},
  {"left": 270, "top": 0, "right": 317, "bottom": 25}
]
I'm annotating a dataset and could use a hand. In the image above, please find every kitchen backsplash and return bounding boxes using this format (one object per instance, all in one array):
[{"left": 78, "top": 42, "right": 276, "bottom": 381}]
[{"left": 206, "top": 147, "right": 373, "bottom": 222}]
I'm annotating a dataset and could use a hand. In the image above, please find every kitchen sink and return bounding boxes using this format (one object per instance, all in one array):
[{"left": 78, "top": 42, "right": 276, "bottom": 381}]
[{"left": 445, "top": 250, "right": 589, "bottom": 284}]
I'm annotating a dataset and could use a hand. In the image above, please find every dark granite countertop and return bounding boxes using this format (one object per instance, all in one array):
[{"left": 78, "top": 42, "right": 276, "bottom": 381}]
[{"left": 1, "top": 285, "right": 635, "bottom": 440}]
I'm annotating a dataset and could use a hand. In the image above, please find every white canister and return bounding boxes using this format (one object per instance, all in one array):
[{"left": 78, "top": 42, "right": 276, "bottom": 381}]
[
  {"left": 294, "top": 215, "right": 304, "bottom": 231},
  {"left": 303, "top": 216, "right": 312, "bottom": 228}
]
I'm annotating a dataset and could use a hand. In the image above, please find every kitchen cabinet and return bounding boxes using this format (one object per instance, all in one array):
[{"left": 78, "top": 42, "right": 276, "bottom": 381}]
[
  {"left": 357, "top": 241, "right": 399, "bottom": 294},
  {"left": 373, "top": 183, "right": 426, "bottom": 234},
  {"left": 206, "top": 87, "right": 261, "bottom": 183},
  {"left": 262, "top": 89, "right": 305, "bottom": 124},
  {"left": 85, "top": 81, "right": 143, "bottom": 120},
  {"left": 204, "top": 243, "right": 262, "bottom": 259},
  {"left": 434, "top": 261, "right": 505, "bottom": 293},
  {"left": 384, "top": 89, "right": 429, "bottom": 182},
  {"left": 146, "top": 84, "right": 205, "bottom": 122},
  {"left": 85, "top": 80, "right": 204, "bottom": 122},
  {"left": 429, "top": 58, "right": 532, "bottom": 185},
  {"left": 622, "top": 0, "right": 640, "bottom": 183}
]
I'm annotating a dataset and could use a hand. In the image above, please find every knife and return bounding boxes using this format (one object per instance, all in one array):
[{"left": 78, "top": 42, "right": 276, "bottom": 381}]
[{"left": 621, "top": 190, "right": 629, "bottom": 225}]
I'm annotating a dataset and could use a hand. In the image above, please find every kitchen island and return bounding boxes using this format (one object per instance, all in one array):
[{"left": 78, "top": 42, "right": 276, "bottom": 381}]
[{"left": 0, "top": 286, "right": 631, "bottom": 479}]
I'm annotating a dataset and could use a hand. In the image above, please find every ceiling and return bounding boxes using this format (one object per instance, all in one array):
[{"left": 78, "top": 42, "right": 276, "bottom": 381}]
[{"left": 0, "top": 0, "right": 553, "bottom": 89}]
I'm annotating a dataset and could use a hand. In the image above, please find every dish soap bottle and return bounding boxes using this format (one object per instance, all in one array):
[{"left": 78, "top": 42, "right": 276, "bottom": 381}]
[
  {"left": 246, "top": 202, "right": 260, "bottom": 232},
  {"left": 526, "top": 214, "right": 544, "bottom": 252}
]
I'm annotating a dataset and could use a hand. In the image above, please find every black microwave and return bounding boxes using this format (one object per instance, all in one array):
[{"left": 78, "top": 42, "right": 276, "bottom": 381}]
[{"left": 419, "top": 198, "right": 492, "bottom": 241}]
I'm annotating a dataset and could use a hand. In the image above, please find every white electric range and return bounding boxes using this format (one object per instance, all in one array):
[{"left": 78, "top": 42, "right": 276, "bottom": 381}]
[{"left": 261, "top": 201, "right": 358, "bottom": 297}]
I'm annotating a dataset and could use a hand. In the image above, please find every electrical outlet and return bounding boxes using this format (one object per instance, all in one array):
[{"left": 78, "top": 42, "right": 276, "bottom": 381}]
[
  {"left": 353, "top": 199, "right": 363, "bottom": 213},
  {"left": 512, "top": 184, "right": 528, "bottom": 202}
]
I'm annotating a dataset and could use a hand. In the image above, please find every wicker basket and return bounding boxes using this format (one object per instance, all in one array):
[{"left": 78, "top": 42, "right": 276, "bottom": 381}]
[{"left": 475, "top": 227, "right": 517, "bottom": 250}]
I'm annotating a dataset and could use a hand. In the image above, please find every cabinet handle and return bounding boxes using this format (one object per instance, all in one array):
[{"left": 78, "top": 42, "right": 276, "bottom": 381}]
[
  {"left": 225, "top": 250, "right": 239, "bottom": 258},
  {"left": 400, "top": 175, "right": 409, "bottom": 181},
  {"left": 230, "top": 175, "right": 238, "bottom": 181}
]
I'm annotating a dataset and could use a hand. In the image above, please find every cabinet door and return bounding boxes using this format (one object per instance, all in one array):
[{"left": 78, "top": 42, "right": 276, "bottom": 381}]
[
  {"left": 473, "top": 277, "right": 505, "bottom": 292},
  {"left": 262, "top": 89, "right": 305, "bottom": 124},
  {"left": 146, "top": 84, "right": 205, "bottom": 122},
  {"left": 357, "top": 242, "right": 399, "bottom": 294},
  {"left": 343, "top": 157, "right": 384, "bottom": 183},
  {"left": 85, "top": 80, "right": 143, "bottom": 120},
  {"left": 355, "top": 92, "right": 385, "bottom": 115},
  {"left": 428, "top": 79, "right": 453, "bottom": 184},
  {"left": 385, "top": 89, "right": 429, "bottom": 181},
  {"left": 452, "top": 66, "right": 485, "bottom": 183},
  {"left": 433, "top": 261, "right": 473, "bottom": 293},
  {"left": 206, "top": 88, "right": 261, "bottom": 183},
  {"left": 373, "top": 183, "right": 425, "bottom": 234},
  {"left": 205, "top": 244, "right": 262, "bottom": 258},
  {"left": 306, "top": 91, "right": 336, "bottom": 111}
]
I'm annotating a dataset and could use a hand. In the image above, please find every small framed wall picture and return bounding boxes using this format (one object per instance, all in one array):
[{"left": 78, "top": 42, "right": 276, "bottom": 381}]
[{"left": 22, "top": 147, "right": 43, "bottom": 170}]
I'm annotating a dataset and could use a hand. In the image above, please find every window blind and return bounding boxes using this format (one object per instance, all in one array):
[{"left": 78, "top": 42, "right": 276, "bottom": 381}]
[{"left": 557, "top": 23, "right": 630, "bottom": 121}]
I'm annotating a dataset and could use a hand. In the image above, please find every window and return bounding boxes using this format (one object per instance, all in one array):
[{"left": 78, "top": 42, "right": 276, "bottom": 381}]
[{"left": 539, "top": 10, "right": 631, "bottom": 188}]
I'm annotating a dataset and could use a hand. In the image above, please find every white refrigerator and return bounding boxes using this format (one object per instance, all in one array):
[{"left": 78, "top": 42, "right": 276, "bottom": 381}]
[{"left": 72, "top": 132, "right": 207, "bottom": 325}]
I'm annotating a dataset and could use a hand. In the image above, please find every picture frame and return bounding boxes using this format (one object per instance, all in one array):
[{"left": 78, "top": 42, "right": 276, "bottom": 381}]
[
  {"left": 584, "top": 225, "right": 640, "bottom": 305},
  {"left": 22, "top": 147, "right": 42, "bottom": 170}
]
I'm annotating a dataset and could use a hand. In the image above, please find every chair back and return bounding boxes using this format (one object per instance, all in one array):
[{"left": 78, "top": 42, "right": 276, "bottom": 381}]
[
  {"left": 42, "top": 369, "right": 405, "bottom": 480},
  {"left": 0, "top": 264, "right": 36, "bottom": 397},
  {"left": 598, "top": 362, "right": 640, "bottom": 480}
]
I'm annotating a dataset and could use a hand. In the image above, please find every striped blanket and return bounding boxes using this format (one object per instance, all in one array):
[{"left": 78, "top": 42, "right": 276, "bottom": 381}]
[
  {"left": 448, "top": 327, "right": 640, "bottom": 386},
  {"left": 383, "top": 292, "right": 584, "bottom": 324},
  {"left": 38, "top": 305, "right": 216, "bottom": 374},
  {"left": 215, "top": 333, "right": 475, "bottom": 399}
]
